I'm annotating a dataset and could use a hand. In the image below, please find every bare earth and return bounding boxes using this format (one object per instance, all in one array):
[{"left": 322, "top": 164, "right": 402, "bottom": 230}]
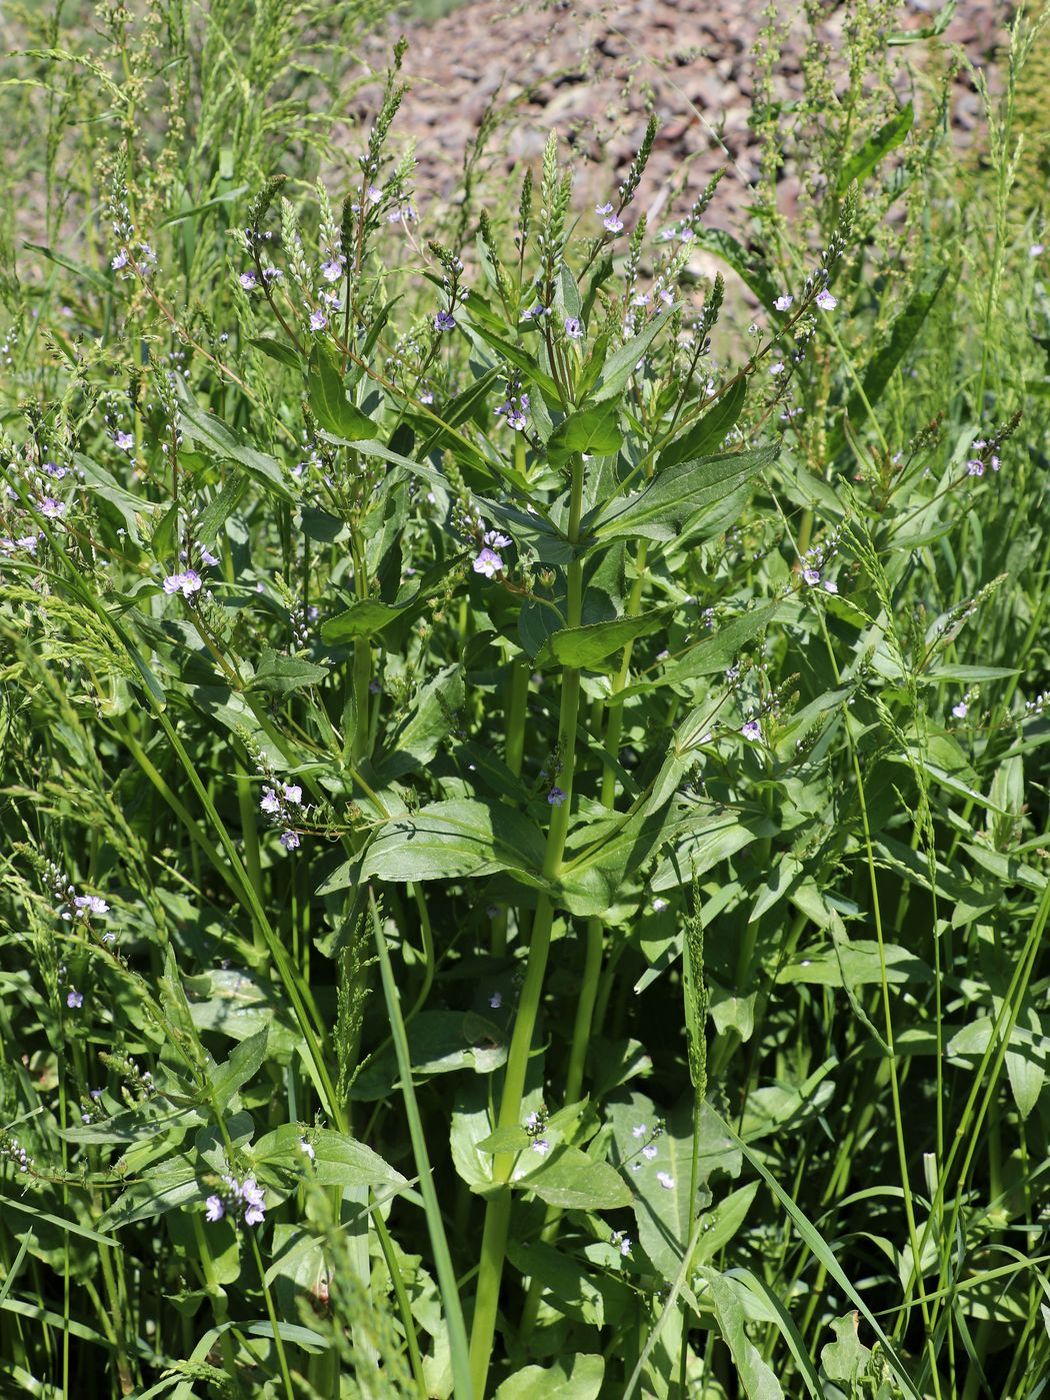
[{"left": 346, "top": 0, "right": 1012, "bottom": 230}]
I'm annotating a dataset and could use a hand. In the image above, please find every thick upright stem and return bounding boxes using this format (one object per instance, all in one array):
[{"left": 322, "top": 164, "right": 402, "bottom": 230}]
[{"left": 468, "top": 455, "right": 585, "bottom": 1396}]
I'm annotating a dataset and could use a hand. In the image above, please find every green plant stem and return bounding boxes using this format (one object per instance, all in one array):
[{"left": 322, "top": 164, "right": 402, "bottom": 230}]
[{"left": 468, "top": 453, "right": 586, "bottom": 1397}]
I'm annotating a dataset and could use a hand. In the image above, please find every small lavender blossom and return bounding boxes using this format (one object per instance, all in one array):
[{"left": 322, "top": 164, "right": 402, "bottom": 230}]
[
  {"left": 114, "top": 431, "right": 134, "bottom": 451},
  {"left": 434, "top": 310, "right": 456, "bottom": 332},
  {"left": 473, "top": 547, "right": 503, "bottom": 579},
  {"left": 547, "top": 786, "right": 567, "bottom": 807},
  {"left": 656, "top": 1171, "right": 675, "bottom": 1190},
  {"left": 774, "top": 294, "right": 794, "bottom": 311},
  {"left": 320, "top": 258, "right": 344, "bottom": 282},
  {"left": 815, "top": 288, "right": 837, "bottom": 311},
  {"left": 39, "top": 497, "right": 65, "bottom": 518},
  {"left": 631, "top": 1124, "right": 648, "bottom": 1138},
  {"left": 595, "top": 202, "right": 614, "bottom": 215},
  {"left": 506, "top": 406, "right": 528, "bottom": 431},
  {"left": 564, "top": 316, "right": 583, "bottom": 339},
  {"left": 239, "top": 271, "right": 257, "bottom": 291},
  {"left": 309, "top": 309, "right": 328, "bottom": 332},
  {"left": 824, "top": 579, "right": 839, "bottom": 595},
  {"left": 111, "top": 249, "right": 129, "bottom": 271},
  {"left": 651, "top": 897, "right": 669, "bottom": 913},
  {"left": 420, "top": 389, "right": 434, "bottom": 405},
  {"left": 74, "top": 895, "right": 109, "bottom": 917},
  {"left": 489, "top": 991, "right": 503, "bottom": 1009},
  {"left": 603, "top": 214, "right": 624, "bottom": 234},
  {"left": 43, "top": 462, "right": 68, "bottom": 478},
  {"left": 642, "top": 1143, "right": 658, "bottom": 1161},
  {"left": 741, "top": 719, "right": 761, "bottom": 742},
  {"left": 366, "top": 184, "right": 383, "bottom": 204},
  {"left": 633, "top": 292, "right": 652, "bottom": 307},
  {"left": 240, "top": 1178, "right": 266, "bottom": 1226},
  {"left": 1031, "top": 243, "right": 1045, "bottom": 257},
  {"left": 262, "top": 267, "right": 282, "bottom": 283},
  {"left": 282, "top": 784, "right": 303, "bottom": 805},
  {"left": 200, "top": 548, "right": 220, "bottom": 567},
  {"left": 967, "top": 459, "right": 985, "bottom": 477},
  {"left": 66, "top": 990, "right": 83, "bottom": 1010},
  {"left": 769, "top": 361, "right": 785, "bottom": 376},
  {"left": 260, "top": 788, "right": 280, "bottom": 815},
  {"left": 803, "top": 567, "right": 821, "bottom": 586},
  {"left": 532, "top": 1138, "right": 551, "bottom": 1156},
  {"left": 205, "top": 1195, "right": 225, "bottom": 1222},
  {"left": 483, "top": 530, "right": 512, "bottom": 550},
  {"left": 952, "top": 702, "right": 968, "bottom": 719},
  {"left": 280, "top": 830, "right": 301, "bottom": 851}
]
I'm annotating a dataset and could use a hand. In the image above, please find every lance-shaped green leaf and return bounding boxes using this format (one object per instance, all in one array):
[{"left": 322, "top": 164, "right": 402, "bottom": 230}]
[
  {"left": 658, "top": 377, "right": 747, "bottom": 469},
  {"left": 691, "top": 229, "right": 780, "bottom": 312},
  {"left": 699, "top": 1269, "right": 785, "bottom": 1400},
  {"left": 547, "top": 403, "right": 623, "bottom": 465},
  {"left": 317, "top": 800, "right": 547, "bottom": 891},
  {"left": 177, "top": 380, "right": 295, "bottom": 501},
  {"left": 252, "top": 1124, "right": 406, "bottom": 1190},
  {"left": 513, "top": 1146, "right": 632, "bottom": 1211},
  {"left": 589, "top": 311, "right": 670, "bottom": 403},
  {"left": 829, "top": 268, "right": 948, "bottom": 457},
  {"left": 534, "top": 607, "right": 673, "bottom": 671},
  {"left": 620, "top": 599, "right": 790, "bottom": 698},
  {"left": 308, "top": 343, "right": 374, "bottom": 440},
  {"left": 466, "top": 322, "right": 562, "bottom": 405},
  {"left": 836, "top": 102, "right": 913, "bottom": 193},
  {"left": 591, "top": 446, "right": 775, "bottom": 544}
]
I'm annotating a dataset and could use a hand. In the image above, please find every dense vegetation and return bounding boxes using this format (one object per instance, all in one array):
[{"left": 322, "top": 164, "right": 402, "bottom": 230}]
[{"left": 1, "top": 1, "right": 1049, "bottom": 1396}]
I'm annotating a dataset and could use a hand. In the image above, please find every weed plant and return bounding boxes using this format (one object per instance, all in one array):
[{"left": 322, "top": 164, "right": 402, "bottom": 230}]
[{"left": 1, "top": 2, "right": 1049, "bottom": 1397}]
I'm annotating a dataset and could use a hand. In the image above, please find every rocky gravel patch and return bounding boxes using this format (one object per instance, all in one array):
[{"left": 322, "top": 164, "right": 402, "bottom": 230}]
[{"left": 345, "top": 0, "right": 1014, "bottom": 231}]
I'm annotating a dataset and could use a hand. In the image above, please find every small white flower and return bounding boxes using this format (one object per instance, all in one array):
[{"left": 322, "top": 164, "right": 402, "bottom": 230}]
[
  {"left": 774, "top": 294, "right": 793, "bottom": 312},
  {"left": 823, "top": 579, "right": 839, "bottom": 595},
  {"left": 631, "top": 1124, "right": 648, "bottom": 1139},
  {"left": 299, "top": 1137, "right": 316, "bottom": 1160},
  {"left": 815, "top": 288, "right": 837, "bottom": 311},
  {"left": 282, "top": 784, "right": 303, "bottom": 806},
  {"left": 642, "top": 1144, "right": 658, "bottom": 1161},
  {"left": 656, "top": 1171, "right": 675, "bottom": 1190},
  {"left": 952, "top": 702, "right": 968, "bottom": 719}
]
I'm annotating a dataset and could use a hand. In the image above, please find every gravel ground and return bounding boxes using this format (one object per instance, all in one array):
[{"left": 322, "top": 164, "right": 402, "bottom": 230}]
[{"left": 345, "top": 0, "right": 1013, "bottom": 230}]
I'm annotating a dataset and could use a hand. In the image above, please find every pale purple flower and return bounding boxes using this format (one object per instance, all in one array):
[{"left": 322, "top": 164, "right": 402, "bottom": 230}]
[
  {"left": 595, "top": 202, "right": 614, "bottom": 216},
  {"left": 180, "top": 569, "right": 202, "bottom": 596},
  {"left": 603, "top": 215, "right": 624, "bottom": 234},
  {"left": 489, "top": 991, "right": 502, "bottom": 1009},
  {"left": 420, "top": 390, "right": 434, "bottom": 405},
  {"left": 163, "top": 573, "right": 184, "bottom": 595},
  {"left": 282, "top": 784, "right": 303, "bottom": 806},
  {"left": 741, "top": 719, "right": 761, "bottom": 742},
  {"left": 260, "top": 788, "right": 280, "bottom": 815},
  {"left": 43, "top": 462, "right": 68, "bottom": 479},
  {"left": 200, "top": 548, "right": 220, "bottom": 567},
  {"left": 967, "top": 459, "right": 985, "bottom": 477},
  {"left": 824, "top": 579, "right": 839, "bottom": 595},
  {"left": 111, "top": 249, "right": 129, "bottom": 271},
  {"left": 678, "top": 226, "right": 694, "bottom": 243},
  {"left": 1031, "top": 243, "right": 1045, "bottom": 257},
  {"left": 320, "top": 259, "right": 343, "bottom": 282},
  {"left": 262, "top": 267, "right": 282, "bottom": 283},
  {"left": 74, "top": 895, "right": 109, "bottom": 917},
  {"left": 39, "top": 497, "right": 64, "bottom": 518},
  {"left": 633, "top": 292, "right": 652, "bottom": 306},
  {"left": 815, "top": 288, "right": 837, "bottom": 311},
  {"left": 240, "top": 1178, "right": 266, "bottom": 1226},
  {"left": 205, "top": 1195, "right": 225, "bottom": 1222},
  {"left": 434, "top": 310, "right": 456, "bottom": 332},
  {"left": 483, "top": 530, "right": 511, "bottom": 550},
  {"left": 309, "top": 309, "right": 328, "bottom": 331},
  {"left": 803, "top": 567, "right": 821, "bottom": 586},
  {"left": 532, "top": 1138, "right": 551, "bottom": 1156},
  {"left": 632, "top": 1124, "right": 648, "bottom": 1138},
  {"left": 656, "top": 1171, "right": 675, "bottom": 1190},
  {"left": 16, "top": 535, "right": 38, "bottom": 552},
  {"left": 506, "top": 407, "right": 528, "bottom": 431},
  {"left": 239, "top": 271, "right": 257, "bottom": 291},
  {"left": 473, "top": 547, "right": 503, "bottom": 579},
  {"left": 769, "top": 361, "right": 785, "bottom": 376},
  {"left": 66, "top": 989, "right": 83, "bottom": 1009},
  {"left": 114, "top": 431, "right": 134, "bottom": 451},
  {"left": 651, "top": 897, "right": 669, "bottom": 913},
  {"left": 642, "top": 1143, "right": 658, "bottom": 1160},
  {"left": 547, "top": 786, "right": 567, "bottom": 807},
  {"left": 564, "top": 316, "right": 583, "bottom": 339},
  {"left": 774, "top": 294, "right": 794, "bottom": 312},
  {"left": 280, "top": 830, "right": 300, "bottom": 851},
  {"left": 366, "top": 184, "right": 383, "bottom": 204},
  {"left": 952, "top": 702, "right": 968, "bottom": 719}
]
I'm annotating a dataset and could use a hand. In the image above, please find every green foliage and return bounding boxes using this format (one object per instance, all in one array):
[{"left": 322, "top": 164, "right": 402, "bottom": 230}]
[{"left": 1, "top": 2, "right": 1050, "bottom": 1398}]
